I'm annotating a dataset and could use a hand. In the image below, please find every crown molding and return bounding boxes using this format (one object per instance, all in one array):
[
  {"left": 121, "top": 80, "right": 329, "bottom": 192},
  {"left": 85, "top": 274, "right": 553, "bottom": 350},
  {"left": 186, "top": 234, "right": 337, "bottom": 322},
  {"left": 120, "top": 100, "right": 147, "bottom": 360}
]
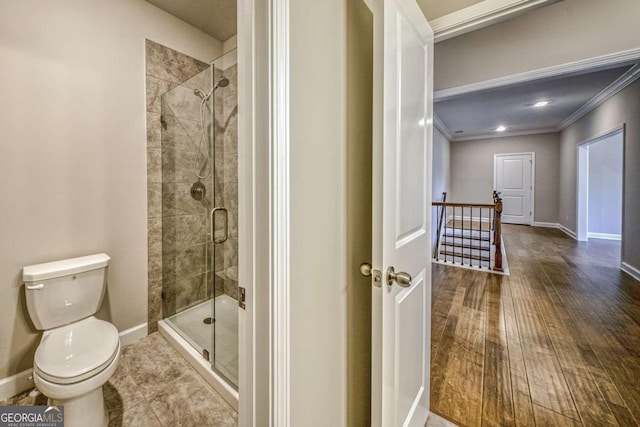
[
  {"left": 559, "top": 64, "right": 640, "bottom": 130},
  {"left": 435, "top": 50, "right": 640, "bottom": 140},
  {"left": 451, "top": 127, "right": 559, "bottom": 142},
  {"left": 430, "top": 0, "right": 561, "bottom": 43},
  {"left": 433, "top": 113, "right": 453, "bottom": 140},
  {"left": 434, "top": 48, "right": 640, "bottom": 101}
]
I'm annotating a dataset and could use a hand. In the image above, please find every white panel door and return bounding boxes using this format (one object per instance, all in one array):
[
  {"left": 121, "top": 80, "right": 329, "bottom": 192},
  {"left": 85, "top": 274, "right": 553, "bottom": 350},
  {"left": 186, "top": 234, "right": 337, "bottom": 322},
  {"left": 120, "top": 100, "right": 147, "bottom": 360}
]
[
  {"left": 372, "top": 0, "right": 433, "bottom": 425},
  {"left": 494, "top": 153, "right": 533, "bottom": 225}
]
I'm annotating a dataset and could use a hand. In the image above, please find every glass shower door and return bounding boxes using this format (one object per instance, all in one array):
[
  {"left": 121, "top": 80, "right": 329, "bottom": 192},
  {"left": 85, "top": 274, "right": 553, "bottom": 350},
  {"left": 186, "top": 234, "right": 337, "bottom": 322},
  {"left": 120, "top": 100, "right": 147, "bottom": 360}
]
[
  {"left": 161, "top": 63, "right": 217, "bottom": 360},
  {"left": 160, "top": 48, "right": 238, "bottom": 390},
  {"left": 210, "top": 49, "right": 239, "bottom": 387}
]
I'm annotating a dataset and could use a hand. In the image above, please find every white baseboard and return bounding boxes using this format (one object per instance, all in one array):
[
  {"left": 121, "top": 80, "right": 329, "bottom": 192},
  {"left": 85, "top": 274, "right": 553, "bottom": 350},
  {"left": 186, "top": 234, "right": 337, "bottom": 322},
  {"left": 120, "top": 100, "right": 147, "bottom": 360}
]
[
  {"left": 119, "top": 322, "right": 148, "bottom": 346},
  {"left": 0, "top": 368, "right": 34, "bottom": 400},
  {"left": 532, "top": 221, "right": 559, "bottom": 228},
  {"left": 587, "top": 232, "right": 622, "bottom": 241},
  {"left": 621, "top": 262, "right": 640, "bottom": 282},
  {"left": 558, "top": 224, "right": 577, "bottom": 240}
]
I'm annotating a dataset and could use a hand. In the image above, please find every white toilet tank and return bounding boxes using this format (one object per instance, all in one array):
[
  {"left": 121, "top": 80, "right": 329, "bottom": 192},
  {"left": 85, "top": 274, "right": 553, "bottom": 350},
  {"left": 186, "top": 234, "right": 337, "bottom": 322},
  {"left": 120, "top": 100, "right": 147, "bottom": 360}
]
[{"left": 23, "top": 254, "right": 111, "bottom": 330}]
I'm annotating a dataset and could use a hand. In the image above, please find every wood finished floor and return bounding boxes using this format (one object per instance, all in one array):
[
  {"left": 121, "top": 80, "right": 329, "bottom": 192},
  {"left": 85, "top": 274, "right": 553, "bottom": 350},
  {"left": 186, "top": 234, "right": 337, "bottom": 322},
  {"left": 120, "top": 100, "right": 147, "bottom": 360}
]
[{"left": 431, "top": 224, "right": 640, "bottom": 427}]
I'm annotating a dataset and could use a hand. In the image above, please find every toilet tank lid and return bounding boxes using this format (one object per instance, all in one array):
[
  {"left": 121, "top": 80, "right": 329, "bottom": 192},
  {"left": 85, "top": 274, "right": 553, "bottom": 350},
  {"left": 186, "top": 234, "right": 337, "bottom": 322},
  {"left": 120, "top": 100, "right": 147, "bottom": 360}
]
[{"left": 23, "top": 253, "right": 110, "bottom": 282}]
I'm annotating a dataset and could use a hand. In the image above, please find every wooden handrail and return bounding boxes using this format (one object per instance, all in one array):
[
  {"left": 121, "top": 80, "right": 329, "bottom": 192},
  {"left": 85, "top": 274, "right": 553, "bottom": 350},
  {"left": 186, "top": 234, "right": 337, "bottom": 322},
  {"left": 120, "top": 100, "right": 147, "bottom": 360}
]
[{"left": 432, "top": 202, "right": 494, "bottom": 208}]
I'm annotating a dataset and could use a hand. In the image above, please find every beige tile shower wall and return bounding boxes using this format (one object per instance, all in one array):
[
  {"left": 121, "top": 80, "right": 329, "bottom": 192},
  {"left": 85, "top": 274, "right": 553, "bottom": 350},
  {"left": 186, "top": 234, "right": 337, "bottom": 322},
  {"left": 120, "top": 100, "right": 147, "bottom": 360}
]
[
  {"left": 214, "top": 64, "right": 239, "bottom": 300},
  {"left": 146, "top": 40, "right": 210, "bottom": 332}
]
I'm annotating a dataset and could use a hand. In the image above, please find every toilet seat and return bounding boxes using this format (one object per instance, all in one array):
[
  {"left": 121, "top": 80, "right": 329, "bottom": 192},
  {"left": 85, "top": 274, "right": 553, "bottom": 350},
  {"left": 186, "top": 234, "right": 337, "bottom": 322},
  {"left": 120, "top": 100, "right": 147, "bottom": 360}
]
[{"left": 34, "top": 316, "right": 120, "bottom": 385}]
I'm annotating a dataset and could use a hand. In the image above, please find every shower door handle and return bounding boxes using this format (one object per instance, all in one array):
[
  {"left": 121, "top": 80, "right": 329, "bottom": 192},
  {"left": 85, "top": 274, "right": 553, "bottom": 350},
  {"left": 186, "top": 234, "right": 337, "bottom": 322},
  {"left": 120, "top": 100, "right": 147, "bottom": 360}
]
[{"left": 211, "top": 207, "right": 229, "bottom": 244}]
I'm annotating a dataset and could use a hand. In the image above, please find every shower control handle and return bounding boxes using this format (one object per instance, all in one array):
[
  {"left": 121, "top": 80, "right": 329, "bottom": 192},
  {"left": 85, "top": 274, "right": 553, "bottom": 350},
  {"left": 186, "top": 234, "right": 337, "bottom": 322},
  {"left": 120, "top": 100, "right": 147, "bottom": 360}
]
[{"left": 211, "top": 207, "right": 229, "bottom": 244}]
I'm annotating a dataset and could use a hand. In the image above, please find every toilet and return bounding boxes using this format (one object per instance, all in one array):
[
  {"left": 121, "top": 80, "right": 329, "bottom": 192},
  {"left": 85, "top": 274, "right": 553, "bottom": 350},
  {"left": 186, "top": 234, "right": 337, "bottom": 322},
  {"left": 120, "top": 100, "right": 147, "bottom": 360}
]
[{"left": 23, "top": 253, "right": 120, "bottom": 427}]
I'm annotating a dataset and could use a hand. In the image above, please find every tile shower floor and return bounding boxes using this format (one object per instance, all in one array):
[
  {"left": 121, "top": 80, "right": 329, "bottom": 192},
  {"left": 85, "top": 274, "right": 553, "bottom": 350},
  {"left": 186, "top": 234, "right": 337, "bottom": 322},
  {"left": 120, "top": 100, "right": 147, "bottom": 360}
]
[
  {"left": 166, "top": 295, "right": 239, "bottom": 385},
  {"left": 0, "top": 333, "right": 237, "bottom": 426}
]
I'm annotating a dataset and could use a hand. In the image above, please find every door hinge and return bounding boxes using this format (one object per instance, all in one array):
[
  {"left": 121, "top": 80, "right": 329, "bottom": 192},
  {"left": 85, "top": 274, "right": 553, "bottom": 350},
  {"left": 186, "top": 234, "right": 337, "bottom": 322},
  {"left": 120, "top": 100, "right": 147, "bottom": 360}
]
[{"left": 239, "top": 287, "right": 246, "bottom": 309}]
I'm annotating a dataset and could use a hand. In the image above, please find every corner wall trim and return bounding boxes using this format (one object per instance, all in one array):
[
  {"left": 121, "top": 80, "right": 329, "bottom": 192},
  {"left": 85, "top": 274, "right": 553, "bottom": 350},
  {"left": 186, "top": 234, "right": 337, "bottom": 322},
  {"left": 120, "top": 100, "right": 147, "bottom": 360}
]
[
  {"left": 0, "top": 369, "right": 34, "bottom": 400},
  {"left": 430, "top": 0, "right": 560, "bottom": 43},
  {"left": 558, "top": 224, "right": 577, "bottom": 240},
  {"left": 119, "top": 322, "right": 148, "bottom": 346},
  {"left": 587, "top": 232, "right": 622, "bottom": 241},
  {"left": 621, "top": 262, "right": 640, "bottom": 282},
  {"left": 270, "top": 0, "right": 292, "bottom": 424},
  {"left": 532, "top": 222, "right": 559, "bottom": 228}
]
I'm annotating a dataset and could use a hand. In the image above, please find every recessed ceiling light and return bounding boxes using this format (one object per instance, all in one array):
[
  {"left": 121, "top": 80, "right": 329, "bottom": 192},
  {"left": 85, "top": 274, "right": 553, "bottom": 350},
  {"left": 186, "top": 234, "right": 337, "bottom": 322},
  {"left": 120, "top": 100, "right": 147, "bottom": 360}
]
[
  {"left": 496, "top": 125, "right": 507, "bottom": 132},
  {"left": 533, "top": 101, "right": 550, "bottom": 108}
]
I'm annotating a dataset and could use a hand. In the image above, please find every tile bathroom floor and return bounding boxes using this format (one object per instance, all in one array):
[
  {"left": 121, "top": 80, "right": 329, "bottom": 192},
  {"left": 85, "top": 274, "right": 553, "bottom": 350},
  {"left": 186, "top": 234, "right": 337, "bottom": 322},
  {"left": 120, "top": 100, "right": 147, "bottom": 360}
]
[{"left": 0, "top": 332, "right": 237, "bottom": 426}]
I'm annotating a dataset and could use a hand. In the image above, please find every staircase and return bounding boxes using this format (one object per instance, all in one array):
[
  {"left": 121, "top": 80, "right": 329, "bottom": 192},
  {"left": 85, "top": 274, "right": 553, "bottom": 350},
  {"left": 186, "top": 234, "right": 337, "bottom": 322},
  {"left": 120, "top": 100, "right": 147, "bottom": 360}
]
[
  {"left": 439, "top": 221, "right": 492, "bottom": 268},
  {"left": 432, "top": 192, "right": 504, "bottom": 272}
]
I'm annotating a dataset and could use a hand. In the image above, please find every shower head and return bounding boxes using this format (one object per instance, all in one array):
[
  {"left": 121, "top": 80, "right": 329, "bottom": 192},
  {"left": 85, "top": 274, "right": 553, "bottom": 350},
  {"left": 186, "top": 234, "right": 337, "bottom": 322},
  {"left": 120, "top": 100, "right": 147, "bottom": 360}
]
[
  {"left": 214, "top": 77, "right": 230, "bottom": 90},
  {"left": 194, "top": 77, "right": 229, "bottom": 100}
]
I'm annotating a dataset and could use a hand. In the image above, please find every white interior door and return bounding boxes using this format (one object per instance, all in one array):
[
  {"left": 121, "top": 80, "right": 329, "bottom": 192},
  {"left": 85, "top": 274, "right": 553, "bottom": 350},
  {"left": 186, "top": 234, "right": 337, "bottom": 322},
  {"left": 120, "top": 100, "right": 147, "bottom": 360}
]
[
  {"left": 494, "top": 153, "right": 533, "bottom": 225},
  {"left": 372, "top": 0, "right": 433, "bottom": 425}
]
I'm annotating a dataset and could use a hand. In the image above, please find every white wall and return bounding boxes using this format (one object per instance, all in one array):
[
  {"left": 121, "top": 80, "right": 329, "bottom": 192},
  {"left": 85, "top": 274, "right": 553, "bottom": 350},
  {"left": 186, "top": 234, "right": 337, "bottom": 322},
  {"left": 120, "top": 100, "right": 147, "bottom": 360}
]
[
  {"left": 588, "top": 134, "right": 623, "bottom": 236},
  {"left": 434, "top": 0, "right": 640, "bottom": 90},
  {"left": 290, "top": 0, "right": 347, "bottom": 425},
  {"left": 0, "top": 0, "right": 221, "bottom": 379},
  {"left": 450, "top": 133, "right": 560, "bottom": 222}
]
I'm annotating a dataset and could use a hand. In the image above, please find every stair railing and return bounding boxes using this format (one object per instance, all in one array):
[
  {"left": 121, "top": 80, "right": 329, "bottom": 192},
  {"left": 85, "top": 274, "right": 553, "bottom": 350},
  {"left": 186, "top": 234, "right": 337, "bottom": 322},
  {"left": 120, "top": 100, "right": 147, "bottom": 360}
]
[
  {"left": 433, "top": 192, "right": 447, "bottom": 258},
  {"left": 432, "top": 193, "right": 504, "bottom": 271}
]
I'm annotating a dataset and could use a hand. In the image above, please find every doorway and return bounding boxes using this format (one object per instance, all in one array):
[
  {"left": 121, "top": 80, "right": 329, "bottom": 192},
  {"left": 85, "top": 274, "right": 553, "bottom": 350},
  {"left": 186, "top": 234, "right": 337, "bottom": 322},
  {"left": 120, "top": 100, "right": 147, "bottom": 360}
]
[
  {"left": 494, "top": 152, "right": 534, "bottom": 225},
  {"left": 577, "top": 128, "right": 624, "bottom": 242}
]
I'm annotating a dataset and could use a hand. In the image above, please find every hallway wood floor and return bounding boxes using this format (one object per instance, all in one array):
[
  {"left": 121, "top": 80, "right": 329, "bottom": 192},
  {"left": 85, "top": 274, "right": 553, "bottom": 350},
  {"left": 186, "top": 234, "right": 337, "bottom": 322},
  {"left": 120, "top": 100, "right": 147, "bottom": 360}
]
[{"left": 430, "top": 224, "right": 640, "bottom": 427}]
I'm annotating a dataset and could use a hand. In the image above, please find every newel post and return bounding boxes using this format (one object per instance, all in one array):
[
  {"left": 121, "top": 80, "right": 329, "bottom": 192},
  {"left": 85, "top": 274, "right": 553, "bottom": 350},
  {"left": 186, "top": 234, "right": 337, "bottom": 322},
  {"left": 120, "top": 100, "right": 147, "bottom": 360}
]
[{"left": 494, "top": 198, "right": 503, "bottom": 272}]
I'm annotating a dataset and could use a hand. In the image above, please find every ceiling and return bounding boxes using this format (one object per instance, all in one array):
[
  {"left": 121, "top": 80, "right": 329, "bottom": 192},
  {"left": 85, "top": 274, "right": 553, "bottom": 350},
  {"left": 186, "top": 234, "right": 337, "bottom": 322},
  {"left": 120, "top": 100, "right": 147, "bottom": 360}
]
[
  {"left": 147, "top": 0, "right": 237, "bottom": 42},
  {"left": 435, "top": 65, "right": 637, "bottom": 141}
]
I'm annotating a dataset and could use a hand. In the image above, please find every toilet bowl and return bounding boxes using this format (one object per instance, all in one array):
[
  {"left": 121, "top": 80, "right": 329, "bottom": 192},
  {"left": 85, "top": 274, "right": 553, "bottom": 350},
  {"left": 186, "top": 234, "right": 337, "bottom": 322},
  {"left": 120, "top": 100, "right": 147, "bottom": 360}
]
[{"left": 23, "top": 254, "right": 120, "bottom": 427}]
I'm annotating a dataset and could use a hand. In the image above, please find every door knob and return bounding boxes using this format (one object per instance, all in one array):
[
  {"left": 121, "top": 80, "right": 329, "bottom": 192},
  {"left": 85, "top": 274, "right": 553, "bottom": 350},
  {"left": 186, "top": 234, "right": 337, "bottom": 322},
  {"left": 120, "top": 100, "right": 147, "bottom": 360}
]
[
  {"left": 360, "top": 263, "right": 372, "bottom": 277},
  {"left": 386, "top": 266, "right": 412, "bottom": 287},
  {"left": 360, "top": 262, "right": 382, "bottom": 287}
]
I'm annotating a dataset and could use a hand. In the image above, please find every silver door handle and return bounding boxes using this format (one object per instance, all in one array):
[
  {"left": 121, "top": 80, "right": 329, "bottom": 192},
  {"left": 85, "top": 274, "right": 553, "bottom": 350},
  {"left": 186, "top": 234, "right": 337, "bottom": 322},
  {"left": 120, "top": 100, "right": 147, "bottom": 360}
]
[
  {"left": 211, "top": 207, "right": 229, "bottom": 244},
  {"left": 386, "top": 266, "right": 412, "bottom": 287}
]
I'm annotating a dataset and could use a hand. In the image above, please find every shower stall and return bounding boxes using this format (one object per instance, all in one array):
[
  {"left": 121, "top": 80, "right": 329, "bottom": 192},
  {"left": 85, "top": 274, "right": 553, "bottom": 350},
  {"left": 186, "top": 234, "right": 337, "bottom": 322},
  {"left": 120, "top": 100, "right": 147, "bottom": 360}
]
[{"left": 157, "top": 49, "right": 239, "bottom": 396}]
